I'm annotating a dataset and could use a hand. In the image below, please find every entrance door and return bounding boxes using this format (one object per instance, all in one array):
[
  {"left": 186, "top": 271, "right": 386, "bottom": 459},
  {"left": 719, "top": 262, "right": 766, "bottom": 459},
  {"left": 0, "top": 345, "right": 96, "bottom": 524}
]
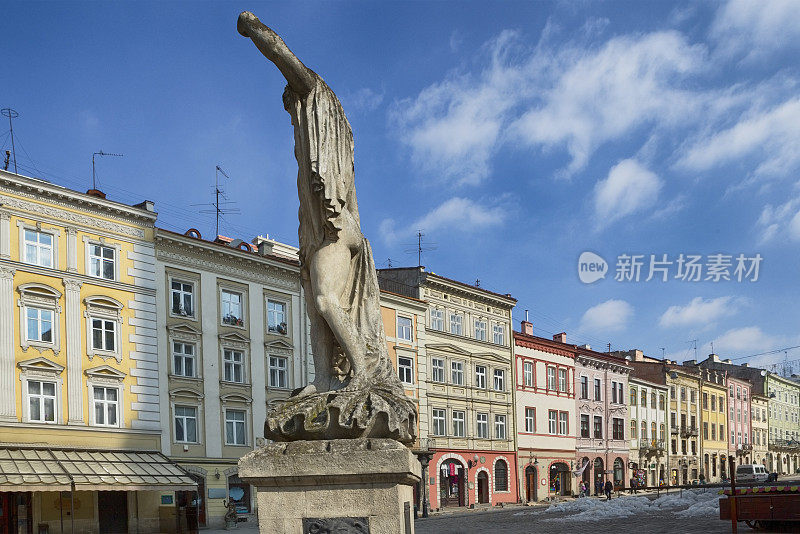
[
  {"left": 477, "top": 472, "right": 489, "bottom": 504},
  {"left": 0, "top": 493, "right": 10, "bottom": 534},
  {"left": 439, "top": 460, "right": 465, "bottom": 507},
  {"left": 98, "top": 491, "right": 128, "bottom": 534},
  {"left": 525, "top": 466, "right": 537, "bottom": 502}
]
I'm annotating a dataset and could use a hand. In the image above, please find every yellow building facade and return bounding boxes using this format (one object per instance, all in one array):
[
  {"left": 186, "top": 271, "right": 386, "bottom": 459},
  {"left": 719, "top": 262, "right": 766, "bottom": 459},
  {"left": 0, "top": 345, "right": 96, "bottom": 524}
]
[
  {"left": 699, "top": 369, "right": 728, "bottom": 482},
  {"left": 0, "top": 170, "right": 193, "bottom": 533}
]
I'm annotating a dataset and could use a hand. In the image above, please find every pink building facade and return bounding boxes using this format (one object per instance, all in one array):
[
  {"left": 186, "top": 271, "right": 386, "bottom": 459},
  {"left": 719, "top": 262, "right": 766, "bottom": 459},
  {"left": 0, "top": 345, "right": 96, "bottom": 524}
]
[
  {"left": 728, "top": 376, "right": 753, "bottom": 463},
  {"left": 574, "top": 348, "right": 632, "bottom": 494}
]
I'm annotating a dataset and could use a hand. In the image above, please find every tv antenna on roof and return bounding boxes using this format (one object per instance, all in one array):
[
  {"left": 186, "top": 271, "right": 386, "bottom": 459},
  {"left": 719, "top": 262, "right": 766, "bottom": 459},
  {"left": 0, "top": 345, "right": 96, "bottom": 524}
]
[
  {"left": 403, "top": 230, "right": 437, "bottom": 267},
  {"left": 196, "top": 165, "right": 241, "bottom": 237},
  {"left": 1, "top": 108, "right": 19, "bottom": 173},
  {"left": 92, "top": 150, "right": 123, "bottom": 190}
]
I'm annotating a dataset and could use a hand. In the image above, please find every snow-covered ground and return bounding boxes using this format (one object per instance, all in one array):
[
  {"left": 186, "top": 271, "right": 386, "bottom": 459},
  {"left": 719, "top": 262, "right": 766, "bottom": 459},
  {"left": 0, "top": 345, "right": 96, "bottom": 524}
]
[{"left": 513, "top": 488, "right": 721, "bottom": 522}]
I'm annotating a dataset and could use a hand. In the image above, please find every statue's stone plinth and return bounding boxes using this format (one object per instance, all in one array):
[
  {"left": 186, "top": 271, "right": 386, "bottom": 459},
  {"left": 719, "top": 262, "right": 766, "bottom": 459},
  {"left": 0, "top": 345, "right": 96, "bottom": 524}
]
[{"left": 239, "top": 438, "right": 421, "bottom": 534}]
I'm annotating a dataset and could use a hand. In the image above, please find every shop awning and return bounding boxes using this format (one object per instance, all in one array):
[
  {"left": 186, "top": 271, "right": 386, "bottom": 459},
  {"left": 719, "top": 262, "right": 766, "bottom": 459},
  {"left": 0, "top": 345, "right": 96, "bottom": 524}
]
[{"left": 0, "top": 445, "right": 198, "bottom": 492}]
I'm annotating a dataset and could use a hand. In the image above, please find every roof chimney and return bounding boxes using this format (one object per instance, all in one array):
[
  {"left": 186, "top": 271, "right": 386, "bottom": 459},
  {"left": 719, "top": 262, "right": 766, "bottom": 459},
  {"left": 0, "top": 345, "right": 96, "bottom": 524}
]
[
  {"left": 133, "top": 200, "right": 155, "bottom": 212},
  {"left": 86, "top": 188, "right": 106, "bottom": 199},
  {"left": 684, "top": 360, "right": 697, "bottom": 367},
  {"left": 553, "top": 332, "right": 566, "bottom": 344},
  {"left": 711, "top": 354, "right": 720, "bottom": 362},
  {"left": 724, "top": 359, "right": 732, "bottom": 364},
  {"left": 520, "top": 320, "right": 534, "bottom": 336}
]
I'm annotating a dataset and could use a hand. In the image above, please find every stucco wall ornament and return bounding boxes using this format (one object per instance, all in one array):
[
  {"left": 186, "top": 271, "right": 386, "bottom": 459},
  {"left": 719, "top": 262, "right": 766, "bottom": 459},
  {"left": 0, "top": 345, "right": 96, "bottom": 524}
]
[{"left": 238, "top": 12, "right": 417, "bottom": 444}]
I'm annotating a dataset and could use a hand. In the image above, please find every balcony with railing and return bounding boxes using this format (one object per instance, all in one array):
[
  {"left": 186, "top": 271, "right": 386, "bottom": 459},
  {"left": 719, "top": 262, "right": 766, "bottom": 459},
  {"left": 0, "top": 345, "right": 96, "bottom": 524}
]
[
  {"left": 639, "top": 439, "right": 666, "bottom": 457},
  {"left": 670, "top": 425, "right": 679, "bottom": 434},
  {"left": 769, "top": 439, "right": 800, "bottom": 452},
  {"left": 680, "top": 425, "right": 698, "bottom": 438},
  {"left": 735, "top": 443, "right": 753, "bottom": 455}
]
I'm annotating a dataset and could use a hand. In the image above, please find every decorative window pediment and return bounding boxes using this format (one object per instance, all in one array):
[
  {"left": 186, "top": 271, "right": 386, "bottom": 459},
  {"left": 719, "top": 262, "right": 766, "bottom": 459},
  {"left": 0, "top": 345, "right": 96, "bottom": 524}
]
[
  {"left": 85, "top": 365, "right": 126, "bottom": 383},
  {"left": 427, "top": 343, "right": 471, "bottom": 357},
  {"left": 264, "top": 338, "right": 293, "bottom": 356},
  {"left": 168, "top": 323, "right": 202, "bottom": 342},
  {"left": 220, "top": 393, "right": 253, "bottom": 405},
  {"left": 84, "top": 295, "right": 124, "bottom": 317},
  {"left": 219, "top": 331, "right": 250, "bottom": 350},
  {"left": 84, "top": 295, "right": 123, "bottom": 363},
  {"left": 17, "top": 283, "right": 62, "bottom": 355},
  {"left": 18, "top": 356, "right": 65, "bottom": 378},
  {"left": 169, "top": 387, "right": 204, "bottom": 400}
]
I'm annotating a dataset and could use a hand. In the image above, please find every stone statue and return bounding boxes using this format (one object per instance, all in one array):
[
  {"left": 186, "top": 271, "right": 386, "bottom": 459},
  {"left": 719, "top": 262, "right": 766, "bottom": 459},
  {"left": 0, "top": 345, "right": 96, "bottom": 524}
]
[{"left": 237, "top": 12, "right": 417, "bottom": 444}]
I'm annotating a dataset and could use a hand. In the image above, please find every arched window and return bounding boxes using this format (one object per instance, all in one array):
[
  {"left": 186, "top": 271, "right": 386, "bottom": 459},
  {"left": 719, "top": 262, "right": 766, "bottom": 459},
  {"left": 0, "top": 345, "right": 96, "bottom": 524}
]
[
  {"left": 494, "top": 459, "right": 508, "bottom": 491},
  {"left": 651, "top": 393, "right": 657, "bottom": 409},
  {"left": 630, "top": 388, "right": 637, "bottom": 406},
  {"left": 659, "top": 394, "right": 665, "bottom": 410},
  {"left": 631, "top": 420, "right": 637, "bottom": 439},
  {"left": 641, "top": 390, "right": 647, "bottom": 406},
  {"left": 641, "top": 421, "right": 647, "bottom": 440},
  {"left": 660, "top": 423, "right": 666, "bottom": 440},
  {"left": 651, "top": 422, "right": 656, "bottom": 441}
]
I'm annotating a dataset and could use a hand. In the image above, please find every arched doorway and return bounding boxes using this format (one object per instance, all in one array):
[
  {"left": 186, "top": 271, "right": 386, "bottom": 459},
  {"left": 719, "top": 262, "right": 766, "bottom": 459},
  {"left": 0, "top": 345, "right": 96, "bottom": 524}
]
[
  {"left": 440, "top": 459, "right": 465, "bottom": 507},
  {"left": 593, "top": 458, "right": 605, "bottom": 494},
  {"left": 549, "top": 462, "right": 570, "bottom": 496},
  {"left": 477, "top": 471, "right": 489, "bottom": 504},
  {"left": 613, "top": 458, "right": 624, "bottom": 486},
  {"left": 720, "top": 455, "right": 727, "bottom": 479},
  {"left": 658, "top": 464, "right": 666, "bottom": 486},
  {"left": 580, "top": 456, "right": 591, "bottom": 489},
  {"left": 525, "top": 466, "right": 538, "bottom": 502}
]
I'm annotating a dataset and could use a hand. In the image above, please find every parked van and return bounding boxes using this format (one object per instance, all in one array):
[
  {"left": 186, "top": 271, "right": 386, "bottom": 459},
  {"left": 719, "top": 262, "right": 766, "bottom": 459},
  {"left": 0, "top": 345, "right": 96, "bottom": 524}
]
[{"left": 735, "top": 464, "right": 769, "bottom": 483}]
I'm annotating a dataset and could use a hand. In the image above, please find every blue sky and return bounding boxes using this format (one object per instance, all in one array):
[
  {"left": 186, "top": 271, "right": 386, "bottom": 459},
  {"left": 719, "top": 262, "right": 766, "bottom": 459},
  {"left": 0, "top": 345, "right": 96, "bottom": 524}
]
[{"left": 3, "top": 1, "right": 799, "bottom": 371}]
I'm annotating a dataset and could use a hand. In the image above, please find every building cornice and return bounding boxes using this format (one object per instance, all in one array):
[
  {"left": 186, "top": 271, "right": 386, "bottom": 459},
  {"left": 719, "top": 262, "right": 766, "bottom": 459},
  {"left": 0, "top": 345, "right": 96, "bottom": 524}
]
[{"left": 422, "top": 272, "right": 516, "bottom": 309}]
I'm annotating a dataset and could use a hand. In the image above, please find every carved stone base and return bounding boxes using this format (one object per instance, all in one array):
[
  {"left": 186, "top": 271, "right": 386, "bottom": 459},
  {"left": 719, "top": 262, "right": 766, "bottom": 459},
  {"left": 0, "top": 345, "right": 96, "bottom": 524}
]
[
  {"left": 265, "top": 382, "right": 417, "bottom": 444},
  {"left": 238, "top": 438, "right": 421, "bottom": 534}
]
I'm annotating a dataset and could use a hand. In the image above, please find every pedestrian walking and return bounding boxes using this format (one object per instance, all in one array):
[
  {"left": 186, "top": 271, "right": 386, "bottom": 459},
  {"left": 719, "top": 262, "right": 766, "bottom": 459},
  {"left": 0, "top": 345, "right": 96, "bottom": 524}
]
[
  {"left": 604, "top": 480, "right": 613, "bottom": 500},
  {"left": 579, "top": 481, "right": 586, "bottom": 498}
]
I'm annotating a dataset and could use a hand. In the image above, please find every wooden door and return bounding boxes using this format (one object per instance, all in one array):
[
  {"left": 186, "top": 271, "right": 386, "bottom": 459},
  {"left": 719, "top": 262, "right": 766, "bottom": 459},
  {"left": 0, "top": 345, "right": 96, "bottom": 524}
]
[
  {"left": 0, "top": 493, "right": 10, "bottom": 534},
  {"left": 525, "top": 468, "right": 537, "bottom": 501},
  {"left": 477, "top": 472, "right": 489, "bottom": 504},
  {"left": 98, "top": 491, "right": 128, "bottom": 534}
]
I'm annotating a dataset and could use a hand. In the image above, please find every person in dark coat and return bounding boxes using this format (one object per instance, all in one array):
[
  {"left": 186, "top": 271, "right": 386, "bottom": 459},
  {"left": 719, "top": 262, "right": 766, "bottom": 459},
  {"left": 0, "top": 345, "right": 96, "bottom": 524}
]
[{"left": 604, "top": 480, "right": 613, "bottom": 500}]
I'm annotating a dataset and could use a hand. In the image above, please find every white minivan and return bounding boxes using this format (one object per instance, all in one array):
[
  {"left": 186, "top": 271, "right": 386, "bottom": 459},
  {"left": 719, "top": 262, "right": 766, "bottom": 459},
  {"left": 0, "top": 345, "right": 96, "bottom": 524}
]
[{"left": 735, "top": 464, "right": 769, "bottom": 483}]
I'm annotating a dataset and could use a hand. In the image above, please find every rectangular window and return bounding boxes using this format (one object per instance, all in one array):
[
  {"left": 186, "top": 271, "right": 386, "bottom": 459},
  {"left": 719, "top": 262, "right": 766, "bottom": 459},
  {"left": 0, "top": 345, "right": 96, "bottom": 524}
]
[
  {"left": 223, "top": 349, "right": 244, "bottom": 383},
  {"left": 651, "top": 391, "right": 656, "bottom": 409},
  {"left": 452, "top": 410, "right": 465, "bottom": 437},
  {"left": 493, "top": 369, "right": 505, "bottom": 391},
  {"left": 719, "top": 396, "right": 725, "bottom": 412},
  {"left": 711, "top": 395, "right": 716, "bottom": 411},
  {"left": 89, "top": 244, "right": 115, "bottom": 280},
  {"left": 703, "top": 392, "right": 708, "bottom": 410},
  {"left": 430, "top": 309, "right": 444, "bottom": 331},
  {"left": 26, "top": 307, "right": 53, "bottom": 342},
  {"left": 431, "top": 358, "right": 445, "bottom": 383},
  {"left": 173, "top": 341, "right": 196, "bottom": 377},
  {"left": 91, "top": 318, "right": 116, "bottom": 352},
  {"left": 397, "top": 316, "right": 413, "bottom": 341},
  {"left": 641, "top": 389, "right": 647, "bottom": 407},
  {"left": 703, "top": 422, "right": 709, "bottom": 439},
  {"left": 690, "top": 389, "right": 696, "bottom": 403},
  {"left": 558, "top": 411, "right": 568, "bottom": 435},
  {"left": 580, "top": 376, "right": 588, "bottom": 399},
  {"left": 449, "top": 313, "right": 463, "bottom": 335},
  {"left": 92, "top": 386, "right": 119, "bottom": 427},
  {"left": 720, "top": 424, "right": 724, "bottom": 437},
  {"left": 398, "top": 356, "right": 414, "bottom": 384},
  {"left": 549, "top": 410, "right": 557, "bottom": 434},
  {"left": 474, "top": 320, "right": 486, "bottom": 341},
  {"left": 524, "top": 407, "right": 535, "bottom": 433},
  {"left": 611, "top": 381, "right": 618, "bottom": 404},
  {"left": 476, "top": 413, "right": 488, "bottom": 438},
  {"left": 27, "top": 380, "right": 56, "bottom": 423},
  {"left": 612, "top": 417, "right": 624, "bottom": 440},
  {"left": 494, "top": 415, "right": 506, "bottom": 439},
  {"left": 594, "top": 378, "right": 601, "bottom": 401},
  {"left": 547, "top": 367, "right": 556, "bottom": 390},
  {"left": 268, "top": 355, "right": 288, "bottom": 388},
  {"left": 175, "top": 405, "right": 198, "bottom": 443},
  {"left": 171, "top": 281, "right": 194, "bottom": 316},
  {"left": 492, "top": 324, "right": 505, "bottom": 345},
  {"left": 523, "top": 362, "right": 533, "bottom": 387},
  {"left": 267, "top": 300, "right": 287, "bottom": 334},
  {"left": 432, "top": 409, "right": 446, "bottom": 436},
  {"left": 475, "top": 365, "right": 486, "bottom": 389},
  {"left": 711, "top": 423, "right": 716, "bottom": 440},
  {"left": 23, "top": 229, "right": 53, "bottom": 267},
  {"left": 221, "top": 290, "right": 243, "bottom": 326},
  {"left": 670, "top": 412, "right": 676, "bottom": 428},
  {"left": 681, "top": 387, "right": 686, "bottom": 402},
  {"left": 451, "top": 361, "right": 464, "bottom": 385},
  {"left": 580, "top": 414, "right": 590, "bottom": 437},
  {"left": 593, "top": 415, "right": 603, "bottom": 438},
  {"left": 225, "top": 409, "right": 247, "bottom": 445},
  {"left": 558, "top": 368, "right": 567, "bottom": 393}
]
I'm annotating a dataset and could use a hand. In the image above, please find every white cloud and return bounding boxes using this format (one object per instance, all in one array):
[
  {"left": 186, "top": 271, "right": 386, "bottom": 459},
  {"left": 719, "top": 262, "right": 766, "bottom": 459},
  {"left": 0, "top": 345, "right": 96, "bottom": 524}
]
[
  {"left": 710, "top": 0, "right": 800, "bottom": 61},
  {"left": 342, "top": 87, "right": 384, "bottom": 114},
  {"left": 678, "top": 98, "right": 800, "bottom": 180},
  {"left": 659, "top": 296, "right": 744, "bottom": 329},
  {"left": 708, "top": 326, "right": 800, "bottom": 366},
  {"left": 580, "top": 299, "right": 632, "bottom": 333},
  {"left": 594, "top": 159, "right": 662, "bottom": 227},
  {"left": 756, "top": 196, "right": 800, "bottom": 244},
  {"left": 380, "top": 196, "right": 509, "bottom": 244}
]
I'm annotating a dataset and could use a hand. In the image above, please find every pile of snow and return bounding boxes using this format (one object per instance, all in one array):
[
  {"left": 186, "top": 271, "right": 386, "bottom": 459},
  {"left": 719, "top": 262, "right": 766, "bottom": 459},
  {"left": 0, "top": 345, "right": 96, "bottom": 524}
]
[
  {"left": 673, "top": 490, "right": 721, "bottom": 518},
  {"left": 542, "top": 495, "right": 653, "bottom": 521}
]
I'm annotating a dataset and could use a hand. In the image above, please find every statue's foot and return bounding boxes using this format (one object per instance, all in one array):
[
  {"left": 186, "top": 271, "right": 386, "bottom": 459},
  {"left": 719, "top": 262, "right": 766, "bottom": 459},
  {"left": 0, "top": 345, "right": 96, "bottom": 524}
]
[
  {"left": 293, "top": 383, "right": 317, "bottom": 398},
  {"left": 237, "top": 11, "right": 258, "bottom": 37}
]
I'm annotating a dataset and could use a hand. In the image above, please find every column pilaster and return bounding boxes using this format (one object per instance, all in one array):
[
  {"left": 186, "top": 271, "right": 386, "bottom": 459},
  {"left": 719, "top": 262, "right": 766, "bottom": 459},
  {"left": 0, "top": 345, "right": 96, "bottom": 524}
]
[
  {"left": 0, "top": 266, "right": 17, "bottom": 421},
  {"left": 66, "top": 227, "right": 78, "bottom": 273},
  {"left": 63, "top": 278, "right": 84, "bottom": 424}
]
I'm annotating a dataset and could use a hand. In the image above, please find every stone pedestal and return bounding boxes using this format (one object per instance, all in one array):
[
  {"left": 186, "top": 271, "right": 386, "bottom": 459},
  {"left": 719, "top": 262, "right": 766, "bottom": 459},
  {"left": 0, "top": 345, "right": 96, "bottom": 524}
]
[{"left": 239, "top": 438, "right": 421, "bottom": 534}]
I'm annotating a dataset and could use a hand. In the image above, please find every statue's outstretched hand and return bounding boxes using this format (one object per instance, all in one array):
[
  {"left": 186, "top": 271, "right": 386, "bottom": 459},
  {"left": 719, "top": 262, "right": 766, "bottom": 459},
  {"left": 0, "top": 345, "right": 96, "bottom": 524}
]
[{"left": 237, "top": 11, "right": 258, "bottom": 37}]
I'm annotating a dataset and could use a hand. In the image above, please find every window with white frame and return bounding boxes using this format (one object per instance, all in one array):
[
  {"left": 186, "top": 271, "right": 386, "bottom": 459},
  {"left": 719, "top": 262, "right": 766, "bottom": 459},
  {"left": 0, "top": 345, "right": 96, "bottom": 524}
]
[
  {"left": 173, "top": 342, "right": 196, "bottom": 377},
  {"left": 397, "top": 316, "right": 413, "bottom": 342},
  {"left": 524, "top": 407, "right": 535, "bottom": 433},
  {"left": 475, "top": 365, "right": 486, "bottom": 389},
  {"left": 225, "top": 409, "right": 247, "bottom": 445},
  {"left": 26, "top": 307, "right": 53, "bottom": 343},
  {"left": 449, "top": 313, "right": 463, "bottom": 336},
  {"left": 493, "top": 324, "right": 505, "bottom": 345},
  {"left": 431, "top": 358, "right": 445, "bottom": 383},
  {"left": 476, "top": 413, "right": 488, "bottom": 438},
  {"left": 432, "top": 408, "right": 446, "bottom": 436},
  {"left": 171, "top": 280, "right": 195, "bottom": 317},
  {"left": 494, "top": 414, "right": 506, "bottom": 439},
  {"left": 92, "top": 386, "right": 119, "bottom": 427},
  {"left": 267, "top": 300, "right": 287, "bottom": 334},
  {"left": 27, "top": 380, "right": 56, "bottom": 423},
  {"left": 430, "top": 309, "right": 444, "bottom": 331},
  {"left": 88, "top": 244, "right": 116, "bottom": 280},
  {"left": 175, "top": 405, "right": 198, "bottom": 443},
  {"left": 493, "top": 369, "right": 505, "bottom": 391},
  {"left": 451, "top": 361, "right": 464, "bottom": 385},
  {"left": 474, "top": 319, "right": 487, "bottom": 341},
  {"left": 18, "top": 284, "right": 61, "bottom": 354},
  {"left": 547, "top": 367, "right": 556, "bottom": 390},
  {"left": 558, "top": 368, "right": 567, "bottom": 393},
  {"left": 91, "top": 318, "right": 116, "bottom": 352},
  {"left": 221, "top": 290, "right": 243, "bottom": 326},
  {"left": 523, "top": 362, "right": 533, "bottom": 387},
  {"left": 23, "top": 229, "right": 54, "bottom": 267},
  {"left": 548, "top": 410, "right": 557, "bottom": 434},
  {"left": 580, "top": 376, "right": 589, "bottom": 399},
  {"left": 398, "top": 356, "right": 414, "bottom": 384},
  {"left": 594, "top": 378, "right": 602, "bottom": 400},
  {"left": 452, "top": 410, "right": 465, "bottom": 437},
  {"left": 559, "top": 411, "right": 568, "bottom": 435},
  {"left": 268, "top": 355, "right": 288, "bottom": 388},
  {"left": 223, "top": 349, "right": 245, "bottom": 383}
]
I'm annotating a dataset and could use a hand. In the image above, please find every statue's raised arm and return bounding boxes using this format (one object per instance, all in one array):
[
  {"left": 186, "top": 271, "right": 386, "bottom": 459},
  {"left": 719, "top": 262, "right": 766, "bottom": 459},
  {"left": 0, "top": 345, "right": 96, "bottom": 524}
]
[{"left": 237, "top": 11, "right": 315, "bottom": 96}]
